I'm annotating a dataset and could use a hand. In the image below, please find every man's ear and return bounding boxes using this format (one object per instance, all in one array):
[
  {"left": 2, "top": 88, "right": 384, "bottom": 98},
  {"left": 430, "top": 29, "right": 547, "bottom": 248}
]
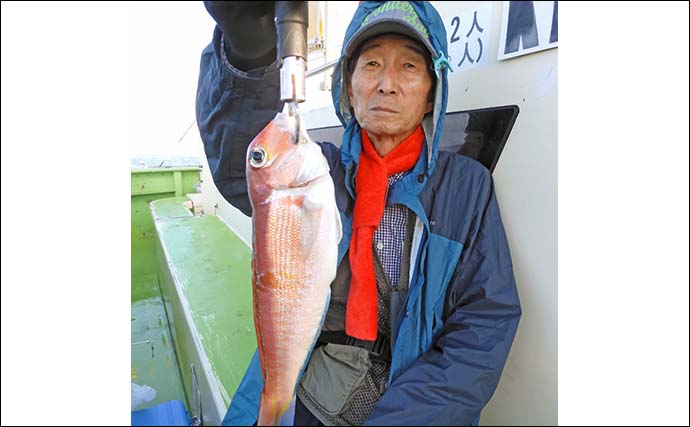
[
  {"left": 425, "top": 83, "right": 435, "bottom": 114},
  {"left": 425, "top": 99, "right": 433, "bottom": 114}
]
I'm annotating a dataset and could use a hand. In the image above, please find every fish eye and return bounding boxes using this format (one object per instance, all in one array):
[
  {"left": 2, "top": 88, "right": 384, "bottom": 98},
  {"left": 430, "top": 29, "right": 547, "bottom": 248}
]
[{"left": 249, "top": 148, "right": 267, "bottom": 167}]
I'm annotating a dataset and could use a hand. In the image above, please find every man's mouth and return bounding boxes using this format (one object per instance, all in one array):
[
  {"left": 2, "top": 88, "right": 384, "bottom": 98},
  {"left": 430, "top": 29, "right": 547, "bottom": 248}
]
[{"left": 370, "top": 107, "right": 398, "bottom": 113}]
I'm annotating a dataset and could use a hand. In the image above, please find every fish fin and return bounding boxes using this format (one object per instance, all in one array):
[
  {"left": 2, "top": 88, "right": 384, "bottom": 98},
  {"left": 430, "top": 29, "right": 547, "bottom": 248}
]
[
  {"left": 279, "top": 395, "right": 296, "bottom": 426},
  {"left": 292, "top": 194, "right": 305, "bottom": 208},
  {"left": 299, "top": 193, "right": 324, "bottom": 259},
  {"left": 258, "top": 393, "right": 294, "bottom": 426},
  {"left": 258, "top": 394, "right": 278, "bottom": 426}
]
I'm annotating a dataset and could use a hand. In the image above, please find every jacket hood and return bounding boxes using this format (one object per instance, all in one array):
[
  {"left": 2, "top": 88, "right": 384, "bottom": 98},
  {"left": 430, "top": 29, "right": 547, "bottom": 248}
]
[{"left": 331, "top": 1, "right": 451, "bottom": 183}]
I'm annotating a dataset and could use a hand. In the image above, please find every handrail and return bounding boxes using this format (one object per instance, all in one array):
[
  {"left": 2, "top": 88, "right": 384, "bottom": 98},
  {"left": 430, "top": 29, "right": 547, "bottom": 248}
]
[{"left": 306, "top": 59, "right": 338, "bottom": 78}]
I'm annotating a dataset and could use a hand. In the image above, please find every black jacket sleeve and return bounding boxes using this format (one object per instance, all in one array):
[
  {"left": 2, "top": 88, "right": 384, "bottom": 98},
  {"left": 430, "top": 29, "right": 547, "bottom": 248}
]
[
  {"left": 195, "top": 26, "right": 282, "bottom": 216},
  {"left": 203, "top": 1, "right": 277, "bottom": 72}
]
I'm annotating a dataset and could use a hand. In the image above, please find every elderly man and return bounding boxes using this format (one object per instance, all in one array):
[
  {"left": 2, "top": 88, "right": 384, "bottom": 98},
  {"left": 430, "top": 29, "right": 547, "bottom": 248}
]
[{"left": 197, "top": 1, "right": 521, "bottom": 425}]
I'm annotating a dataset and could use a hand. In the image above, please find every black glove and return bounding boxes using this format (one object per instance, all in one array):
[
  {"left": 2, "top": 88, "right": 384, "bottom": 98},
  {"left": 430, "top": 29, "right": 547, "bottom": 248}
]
[{"left": 204, "top": 1, "right": 277, "bottom": 71}]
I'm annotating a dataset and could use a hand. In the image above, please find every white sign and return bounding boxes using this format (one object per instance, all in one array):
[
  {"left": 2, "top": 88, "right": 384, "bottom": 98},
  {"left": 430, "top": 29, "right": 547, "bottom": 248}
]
[
  {"left": 445, "top": 2, "right": 492, "bottom": 72},
  {"left": 498, "top": 1, "right": 558, "bottom": 61}
]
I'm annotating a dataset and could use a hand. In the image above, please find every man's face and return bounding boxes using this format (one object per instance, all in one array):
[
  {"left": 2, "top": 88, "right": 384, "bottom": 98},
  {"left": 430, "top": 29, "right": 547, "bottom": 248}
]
[{"left": 348, "top": 34, "right": 434, "bottom": 143}]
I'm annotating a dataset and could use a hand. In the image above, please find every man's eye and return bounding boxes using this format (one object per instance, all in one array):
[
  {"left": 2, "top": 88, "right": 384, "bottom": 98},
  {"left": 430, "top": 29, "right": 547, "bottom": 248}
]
[
  {"left": 404, "top": 63, "right": 417, "bottom": 68},
  {"left": 365, "top": 61, "right": 379, "bottom": 67}
]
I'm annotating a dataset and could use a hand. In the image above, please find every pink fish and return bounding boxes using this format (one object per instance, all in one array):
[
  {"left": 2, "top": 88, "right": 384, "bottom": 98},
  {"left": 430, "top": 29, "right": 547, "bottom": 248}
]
[{"left": 246, "top": 108, "right": 341, "bottom": 426}]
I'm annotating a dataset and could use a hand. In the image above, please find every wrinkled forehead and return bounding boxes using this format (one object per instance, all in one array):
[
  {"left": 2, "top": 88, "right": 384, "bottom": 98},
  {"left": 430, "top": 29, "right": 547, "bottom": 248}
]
[{"left": 356, "top": 33, "right": 429, "bottom": 60}]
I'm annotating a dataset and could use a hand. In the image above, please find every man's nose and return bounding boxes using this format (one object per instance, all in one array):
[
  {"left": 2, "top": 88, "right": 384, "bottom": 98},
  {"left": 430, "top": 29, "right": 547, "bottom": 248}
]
[{"left": 377, "top": 66, "right": 399, "bottom": 95}]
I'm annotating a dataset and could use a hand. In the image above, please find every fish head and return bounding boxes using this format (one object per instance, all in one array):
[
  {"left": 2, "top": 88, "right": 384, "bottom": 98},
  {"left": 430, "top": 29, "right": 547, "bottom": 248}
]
[{"left": 246, "top": 111, "right": 329, "bottom": 197}]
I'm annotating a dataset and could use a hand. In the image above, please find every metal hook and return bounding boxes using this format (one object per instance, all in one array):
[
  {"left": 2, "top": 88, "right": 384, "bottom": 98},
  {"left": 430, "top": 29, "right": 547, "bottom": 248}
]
[{"left": 287, "top": 99, "right": 300, "bottom": 144}]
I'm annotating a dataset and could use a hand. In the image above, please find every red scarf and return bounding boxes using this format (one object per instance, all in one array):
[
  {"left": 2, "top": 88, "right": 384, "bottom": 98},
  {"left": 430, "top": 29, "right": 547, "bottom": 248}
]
[{"left": 346, "top": 126, "right": 424, "bottom": 340}]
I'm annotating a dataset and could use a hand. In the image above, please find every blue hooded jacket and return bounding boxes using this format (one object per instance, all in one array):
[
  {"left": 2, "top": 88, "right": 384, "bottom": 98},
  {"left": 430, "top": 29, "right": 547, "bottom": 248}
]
[{"left": 196, "top": 2, "right": 521, "bottom": 425}]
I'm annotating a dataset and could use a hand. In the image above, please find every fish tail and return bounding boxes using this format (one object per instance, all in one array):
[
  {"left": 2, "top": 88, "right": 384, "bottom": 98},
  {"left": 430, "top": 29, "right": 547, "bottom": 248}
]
[{"left": 258, "top": 392, "right": 294, "bottom": 426}]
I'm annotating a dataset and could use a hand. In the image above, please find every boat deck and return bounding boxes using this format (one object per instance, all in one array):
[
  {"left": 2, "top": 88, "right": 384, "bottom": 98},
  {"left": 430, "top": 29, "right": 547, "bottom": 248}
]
[{"left": 131, "top": 293, "right": 187, "bottom": 410}]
